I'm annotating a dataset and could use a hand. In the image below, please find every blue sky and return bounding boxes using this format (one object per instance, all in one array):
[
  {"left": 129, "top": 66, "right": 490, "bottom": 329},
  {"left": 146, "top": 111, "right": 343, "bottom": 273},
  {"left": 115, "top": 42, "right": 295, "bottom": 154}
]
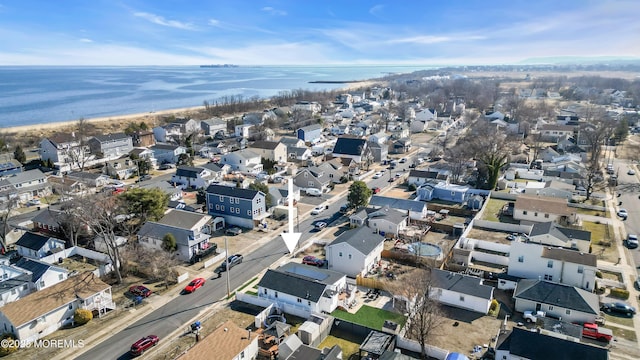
[{"left": 1, "top": 0, "right": 639, "bottom": 66}]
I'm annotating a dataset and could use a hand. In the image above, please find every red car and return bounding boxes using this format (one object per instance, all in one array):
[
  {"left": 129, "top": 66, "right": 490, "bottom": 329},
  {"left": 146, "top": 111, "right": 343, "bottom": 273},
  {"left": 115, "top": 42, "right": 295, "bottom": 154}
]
[
  {"left": 129, "top": 285, "right": 152, "bottom": 298},
  {"left": 371, "top": 187, "right": 381, "bottom": 194},
  {"left": 302, "top": 255, "right": 327, "bottom": 267},
  {"left": 183, "top": 278, "right": 206, "bottom": 293},
  {"left": 130, "top": 335, "right": 159, "bottom": 356}
]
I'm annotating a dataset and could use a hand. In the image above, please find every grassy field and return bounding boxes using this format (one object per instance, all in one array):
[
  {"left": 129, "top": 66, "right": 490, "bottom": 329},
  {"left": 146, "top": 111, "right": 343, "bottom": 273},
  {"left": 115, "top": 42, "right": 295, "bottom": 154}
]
[
  {"left": 318, "top": 335, "right": 360, "bottom": 359},
  {"left": 481, "top": 198, "right": 509, "bottom": 222},
  {"left": 582, "top": 221, "right": 618, "bottom": 263},
  {"left": 611, "top": 325, "right": 638, "bottom": 342},
  {"left": 331, "top": 305, "right": 407, "bottom": 330},
  {"left": 575, "top": 207, "right": 610, "bottom": 218},
  {"left": 604, "top": 313, "right": 635, "bottom": 328}
]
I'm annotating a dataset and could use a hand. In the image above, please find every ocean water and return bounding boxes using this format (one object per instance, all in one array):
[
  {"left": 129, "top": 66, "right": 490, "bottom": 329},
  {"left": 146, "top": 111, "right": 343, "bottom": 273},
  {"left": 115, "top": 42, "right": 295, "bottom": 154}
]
[{"left": 0, "top": 65, "right": 430, "bottom": 128}]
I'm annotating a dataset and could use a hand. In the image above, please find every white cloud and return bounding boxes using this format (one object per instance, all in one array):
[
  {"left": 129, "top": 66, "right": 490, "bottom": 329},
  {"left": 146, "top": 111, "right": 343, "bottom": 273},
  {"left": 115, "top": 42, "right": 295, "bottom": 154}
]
[
  {"left": 369, "top": 4, "right": 384, "bottom": 17},
  {"left": 261, "top": 7, "right": 287, "bottom": 16},
  {"left": 208, "top": 19, "right": 221, "bottom": 27},
  {"left": 133, "top": 12, "right": 195, "bottom": 30},
  {"left": 79, "top": 38, "right": 93, "bottom": 43},
  {"left": 388, "top": 34, "right": 486, "bottom": 44}
]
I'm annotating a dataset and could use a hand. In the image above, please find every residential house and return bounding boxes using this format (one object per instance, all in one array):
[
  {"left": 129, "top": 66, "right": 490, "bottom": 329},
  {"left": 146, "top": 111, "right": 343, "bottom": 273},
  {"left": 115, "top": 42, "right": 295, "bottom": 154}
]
[
  {"left": 417, "top": 182, "right": 470, "bottom": 203},
  {"left": 297, "top": 124, "right": 323, "bottom": 144},
  {"left": 131, "top": 130, "right": 156, "bottom": 147},
  {"left": 513, "top": 195, "right": 577, "bottom": 225},
  {"left": 279, "top": 136, "right": 305, "bottom": 149},
  {"left": 257, "top": 262, "right": 348, "bottom": 315},
  {"left": 15, "top": 258, "right": 68, "bottom": 291},
  {"left": 172, "top": 117, "right": 201, "bottom": 135},
  {"left": 325, "top": 226, "right": 385, "bottom": 278},
  {"left": 0, "top": 179, "right": 15, "bottom": 204},
  {"left": 508, "top": 241, "right": 596, "bottom": 291},
  {"left": 293, "top": 167, "right": 331, "bottom": 193},
  {"left": 365, "top": 207, "right": 408, "bottom": 236},
  {"left": 269, "top": 185, "right": 301, "bottom": 206},
  {"left": 5, "top": 169, "right": 51, "bottom": 203},
  {"left": 104, "top": 157, "right": 138, "bottom": 180},
  {"left": 367, "top": 141, "right": 388, "bottom": 163},
  {"left": 0, "top": 269, "right": 31, "bottom": 307},
  {"left": 292, "top": 101, "right": 321, "bottom": 114},
  {"left": 242, "top": 112, "right": 265, "bottom": 126},
  {"left": 205, "top": 184, "right": 267, "bottom": 228},
  {"left": 0, "top": 273, "right": 114, "bottom": 343},
  {"left": 220, "top": 149, "right": 263, "bottom": 174},
  {"left": 411, "top": 109, "right": 438, "bottom": 133},
  {"left": 349, "top": 208, "right": 368, "bottom": 228},
  {"left": 391, "top": 125, "right": 410, "bottom": 140},
  {"left": 138, "top": 209, "right": 213, "bottom": 263},
  {"left": 200, "top": 118, "right": 228, "bottom": 136},
  {"left": 235, "top": 124, "right": 253, "bottom": 138},
  {"left": 150, "top": 143, "right": 187, "bottom": 165},
  {"left": 152, "top": 124, "right": 182, "bottom": 143},
  {"left": 523, "top": 180, "right": 577, "bottom": 200},
  {"left": 65, "top": 171, "right": 110, "bottom": 188},
  {"left": 288, "top": 146, "right": 314, "bottom": 162},
  {"left": 538, "top": 147, "right": 560, "bottom": 162},
  {"left": 129, "top": 147, "right": 155, "bottom": 161},
  {"left": 513, "top": 279, "right": 600, "bottom": 324},
  {"left": 538, "top": 124, "right": 575, "bottom": 142},
  {"left": 495, "top": 327, "right": 608, "bottom": 360},
  {"left": 407, "top": 169, "right": 441, "bottom": 187},
  {"left": 429, "top": 268, "right": 494, "bottom": 314},
  {"left": 176, "top": 320, "right": 259, "bottom": 360},
  {"left": 171, "top": 166, "right": 217, "bottom": 190},
  {"left": 0, "top": 157, "right": 22, "bottom": 178},
  {"left": 484, "top": 111, "right": 505, "bottom": 121},
  {"left": 527, "top": 221, "right": 591, "bottom": 253},
  {"left": 331, "top": 137, "right": 368, "bottom": 163},
  {"left": 392, "top": 138, "right": 411, "bottom": 153},
  {"left": 368, "top": 131, "right": 388, "bottom": 145},
  {"left": 369, "top": 196, "right": 428, "bottom": 220},
  {"left": 15, "top": 232, "right": 65, "bottom": 260},
  {"left": 31, "top": 209, "right": 66, "bottom": 239},
  {"left": 87, "top": 133, "right": 133, "bottom": 160},
  {"left": 250, "top": 141, "right": 287, "bottom": 163},
  {"left": 199, "top": 162, "right": 230, "bottom": 182},
  {"left": 139, "top": 180, "right": 182, "bottom": 202},
  {"left": 38, "top": 133, "right": 88, "bottom": 169}
]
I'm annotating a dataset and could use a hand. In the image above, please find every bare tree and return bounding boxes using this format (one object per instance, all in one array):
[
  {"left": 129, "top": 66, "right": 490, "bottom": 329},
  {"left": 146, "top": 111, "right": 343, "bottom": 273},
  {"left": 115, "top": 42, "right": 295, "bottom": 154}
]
[
  {"left": 577, "top": 115, "right": 615, "bottom": 200},
  {"left": 67, "top": 117, "right": 91, "bottom": 171},
  {"left": 445, "top": 144, "right": 472, "bottom": 184},
  {"left": 0, "top": 197, "right": 18, "bottom": 252},
  {"left": 52, "top": 200, "right": 87, "bottom": 248}
]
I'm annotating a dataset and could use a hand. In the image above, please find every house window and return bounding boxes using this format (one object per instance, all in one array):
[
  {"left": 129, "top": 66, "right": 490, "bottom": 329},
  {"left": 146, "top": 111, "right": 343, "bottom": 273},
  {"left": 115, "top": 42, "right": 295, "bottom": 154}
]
[
  {"left": 263, "top": 289, "right": 267, "bottom": 295},
  {"left": 59, "top": 273, "right": 64, "bottom": 280},
  {"left": 209, "top": 203, "right": 213, "bottom": 210},
  {"left": 221, "top": 205, "right": 224, "bottom": 211},
  {"left": 339, "top": 252, "right": 343, "bottom": 257},
  {"left": 247, "top": 210, "right": 251, "bottom": 216},
  {"left": 523, "top": 211, "right": 528, "bottom": 215},
  {"left": 39, "top": 281, "right": 45, "bottom": 287},
  {"left": 297, "top": 298, "right": 302, "bottom": 303},
  {"left": 308, "top": 181, "right": 314, "bottom": 187},
  {"left": 69, "top": 304, "right": 73, "bottom": 310},
  {"left": 544, "top": 275, "right": 553, "bottom": 281},
  {"left": 451, "top": 191, "right": 455, "bottom": 197},
  {"left": 518, "top": 256, "right": 524, "bottom": 263},
  {"left": 534, "top": 212, "right": 538, "bottom": 217},
  {"left": 215, "top": 204, "right": 220, "bottom": 210},
  {"left": 544, "top": 214, "right": 549, "bottom": 218},
  {"left": 548, "top": 306, "right": 554, "bottom": 310},
  {"left": 10, "top": 289, "right": 16, "bottom": 295},
  {"left": 219, "top": 196, "right": 224, "bottom": 202},
  {"left": 1, "top": 274, "right": 7, "bottom": 280},
  {"left": 308, "top": 301, "right": 311, "bottom": 306},
  {"left": 459, "top": 295, "right": 465, "bottom": 302},
  {"left": 547, "top": 260, "right": 553, "bottom": 268},
  {"left": 274, "top": 292, "right": 278, "bottom": 298},
  {"left": 577, "top": 266, "right": 584, "bottom": 274},
  {"left": 240, "top": 351, "right": 245, "bottom": 359},
  {"left": 565, "top": 309, "right": 571, "bottom": 315},
  {"left": 348, "top": 254, "right": 352, "bottom": 259}
]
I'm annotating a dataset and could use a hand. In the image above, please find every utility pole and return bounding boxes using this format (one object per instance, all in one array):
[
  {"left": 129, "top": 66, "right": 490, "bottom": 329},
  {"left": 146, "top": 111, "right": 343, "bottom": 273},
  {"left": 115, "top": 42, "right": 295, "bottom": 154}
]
[{"left": 225, "top": 236, "right": 231, "bottom": 299}]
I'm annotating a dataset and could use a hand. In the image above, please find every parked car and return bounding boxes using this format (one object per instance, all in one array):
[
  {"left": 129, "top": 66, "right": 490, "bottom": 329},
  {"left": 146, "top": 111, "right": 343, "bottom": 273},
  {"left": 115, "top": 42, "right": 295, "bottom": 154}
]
[
  {"left": 183, "top": 278, "right": 206, "bottom": 293},
  {"left": 159, "top": 163, "right": 175, "bottom": 170},
  {"left": 628, "top": 169, "right": 636, "bottom": 175},
  {"left": 399, "top": 157, "right": 407, "bottom": 163},
  {"left": 26, "top": 199, "right": 41, "bottom": 206},
  {"left": 220, "top": 254, "right": 243, "bottom": 270},
  {"left": 302, "top": 255, "right": 327, "bottom": 267},
  {"left": 617, "top": 208, "right": 628, "bottom": 219},
  {"left": 137, "top": 174, "right": 152, "bottom": 182},
  {"left": 627, "top": 234, "right": 639, "bottom": 249},
  {"left": 314, "top": 221, "right": 327, "bottom": 230},
  {"left": 601, "top": 302, "right": 636, "bottom": 316},
  {"left": 225, "top": 227, "right": 242, "bottom": 236},
  {"left": 373, "top": 172, "right": 383, "bottom": 179},
  {"left": 311, "top": 205, "right": 325, "bottom": 215},
  {"left": 130, "top": 335, "right": 159, "bottom": 356},
  {"left": 371, "top": 187, "right": 381, "bottom": 194},
  {"left": 305, "top": 188, "right": 323, "bottom": 197},
  {"left": 129, "top": 285, "right": 152, "bottom": 298}
]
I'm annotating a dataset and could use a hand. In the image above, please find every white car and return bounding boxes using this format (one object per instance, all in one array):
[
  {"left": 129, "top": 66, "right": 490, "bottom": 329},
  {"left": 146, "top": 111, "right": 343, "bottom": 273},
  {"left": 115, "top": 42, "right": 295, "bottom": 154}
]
[
  {"left": 618, "top": 209, "right": 628, "bottom": 218},
  {"left": 311, "top": 205, "right": 325, "bottom": 215},
  {"left": 628, "top": 169, "right": 636, "bottom": 175},
  {"left": 627, "top": 234, "right": 638, "bottom": 249},
  {"left": 373, "top": 172, "right": 383, "bottom": 179}
]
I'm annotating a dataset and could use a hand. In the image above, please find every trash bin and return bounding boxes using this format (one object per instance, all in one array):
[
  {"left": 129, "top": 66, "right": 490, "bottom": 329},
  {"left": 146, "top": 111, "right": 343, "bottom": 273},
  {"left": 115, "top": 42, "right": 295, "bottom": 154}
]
[
  {"left": 133, "top": 295, "right": 143, "bottom": 305},
  {"left": 191, "top": 321, "right": 201, "bottom": 332}
]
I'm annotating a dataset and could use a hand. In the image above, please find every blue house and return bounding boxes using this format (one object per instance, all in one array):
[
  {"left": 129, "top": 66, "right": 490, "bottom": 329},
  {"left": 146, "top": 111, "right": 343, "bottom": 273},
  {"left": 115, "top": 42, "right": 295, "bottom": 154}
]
[
  {"left": 205, "top": 184, "right": 267, "bottom": 228},
  {"left": 296, "top": 124, "right": 323, "bottom": 144},
  {"left": 418, "top": 182, "right": 470, "bottom": 203}
]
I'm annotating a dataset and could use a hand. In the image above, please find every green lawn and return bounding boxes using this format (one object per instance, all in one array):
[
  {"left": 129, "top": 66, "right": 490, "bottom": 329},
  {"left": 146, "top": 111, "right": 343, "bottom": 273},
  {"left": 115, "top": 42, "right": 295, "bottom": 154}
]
[
  {"left": 318, "top": 335, "right": 360, "bottom": 358},
  {"left": 331, "top": 305, "right": 406, "bottom": 330},
  {"left": 603, "top": 313, "right": 635, "bottom": 328},
  {"left": 575, "top": 207, "right": 610, "bottom": 218},
  {"left": 481, "top": 198, "right": 509, "bottom": 222},
  {"left": 582, "top": 221, "right": 618, "bottom": 263},
  {"left": 611, "top": 325, "right": 637, "bottom": 342}
]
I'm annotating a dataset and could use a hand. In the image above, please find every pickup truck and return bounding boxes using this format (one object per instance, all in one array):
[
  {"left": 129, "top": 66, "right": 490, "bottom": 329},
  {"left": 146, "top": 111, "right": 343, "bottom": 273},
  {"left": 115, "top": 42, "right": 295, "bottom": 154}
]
[
  {"left": 523, "top": 310, "right": 561, "bottom": 323},
  {"left": 582, "top": 323, "right": 613, "bottom": 343}
]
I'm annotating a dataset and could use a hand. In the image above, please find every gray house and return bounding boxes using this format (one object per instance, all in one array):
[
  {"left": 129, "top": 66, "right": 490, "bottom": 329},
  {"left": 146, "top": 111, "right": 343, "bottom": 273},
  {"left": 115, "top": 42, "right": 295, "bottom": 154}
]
[
  {"left": 5, "top": 169, "right": 51, "bottom": 204},
  {"left": 150, "top": 143, "right": 187, "bottom": 165},
  {"left": 137, "top": 209, "right": 213, "bottom": 263},
  {"left": 200, "top": 118, "right": 227, "bottom": 136},
  {"left": 496, "top": 327, "right": 608, "bottom": 360},
  {"left": 15, "top": 232, "right": 66, "bottom": 260},
  {"left": 297, "top": 124, "right": 323, "bottom": 144},
  {"left": 87, "top": 133, "right": 133, "bottom": 160},
  {"left": 205, "top": 184, "right": 267, "bottom": 228}
]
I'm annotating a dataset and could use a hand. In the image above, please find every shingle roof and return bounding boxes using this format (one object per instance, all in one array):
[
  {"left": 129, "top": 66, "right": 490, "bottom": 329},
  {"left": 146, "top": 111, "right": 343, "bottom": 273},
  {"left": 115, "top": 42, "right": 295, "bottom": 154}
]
[
  {"left": 0, "top": 273, "right": 110, "bottom": 327},
  {"left": 496, "top": 327, "right": 607, "bottom": 360},
  {"left": 15, "top": 232, "right": 58, "bottom": 251},
  {"left": 6, "top": 169, "right": 46, "bottom": 185},
  {"left": 529, "top": 222, "right": 591, "bottom": 242},
  {"left": 151, "top": 143, "right": 181, "bottom": 151},
  {"left": 430, "top": 268, "right": 494, "bottom": 299},
  {"left": 15, "top": 258, "right": 62, "bottom": 282},
  {"left": 257, "top": 262, "right": 344, "bottom": 302},
  {"left": 369, "top": 196, "right": 426, "bottom": 213},
  {"left": 299, "top": 124, "right": 322, "bottom": 132},
  {"left": 155, "top": 209, "right": 211, "bottom": 229},
  {"left": 328, "top": 226, "right": 385, "bottom": 256},
  {"left": 175, "top": 166, "right": 205, "bottom": 178},
  {"left": 515, "top": 195, "right": 572, "bottom": 216},
  {"left": 332, "top": 137, "right": 367, "bottom": 156},
  {"left": 366, "top": 207, "right": 407, "bottom": 225},
  {"left": 541, "top": 247, "right": 597, "bottom": 266},
  {"left": 250, "top": 140, "right": 280, "bottom": 150},
  {"left": 91, "top": 133, "right": 131, "bottom": 142},
  {"left": 206, "top": 184, "right": 261, "bottom": 200},
  {"left": 408, "top": 170, "right": 439, "bottom": 179},
  {"left": 177, "top": 320, "right": 255, "bottom": 360},
  {"left": 514, "top": 279, "right": 599, "bottom": 314}
]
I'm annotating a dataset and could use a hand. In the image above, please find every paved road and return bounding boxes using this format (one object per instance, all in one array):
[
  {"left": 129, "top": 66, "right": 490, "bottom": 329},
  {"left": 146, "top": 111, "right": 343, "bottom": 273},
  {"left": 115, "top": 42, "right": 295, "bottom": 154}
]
[{"left": 613, "top": 157, "right": 640, "bottom": 273}]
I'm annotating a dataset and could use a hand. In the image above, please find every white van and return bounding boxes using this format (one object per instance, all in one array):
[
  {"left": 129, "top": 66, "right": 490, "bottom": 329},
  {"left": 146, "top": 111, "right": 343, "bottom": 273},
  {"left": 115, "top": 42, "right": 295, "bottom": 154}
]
[{"left": 305, "top": 188, "right": 322, "bottom": 197}]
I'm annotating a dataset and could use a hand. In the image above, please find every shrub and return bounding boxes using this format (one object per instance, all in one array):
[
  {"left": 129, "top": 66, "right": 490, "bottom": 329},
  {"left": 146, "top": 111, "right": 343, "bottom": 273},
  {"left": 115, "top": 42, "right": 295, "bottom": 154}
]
[
  {"left": 609, "top": 288, "right": 630, "bottom": 300},
  {"left": 74, "top": 309, "right": 93, "bottom": 325},
  {"left": 0, "top": 333, "right": 18, "bottom": 355},
  {"left": 408, "top": 183, "right": 417, "bottom": 191},
  {"left": 595, "top": 271, "right": 603, "bottom": 278}
]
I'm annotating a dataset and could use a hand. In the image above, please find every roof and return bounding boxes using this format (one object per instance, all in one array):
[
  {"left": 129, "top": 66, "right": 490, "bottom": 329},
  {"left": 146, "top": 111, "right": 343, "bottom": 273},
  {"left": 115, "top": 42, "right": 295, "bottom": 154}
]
[
  {"left": 408, "top": 169, "right": 439, "bottom": 179},
  {"left": 0, "top": 273, "right": 110, "bottom": 327},
  {"left": 514, "top": 279, "right": 599, "bottom": 314},
  {"left": 514, "top": 195, "right": 572, "bottom": 216},
  {"left": 15, "top": 258, "right": 63, "bottom": 282},
  {"left": 327, "top": 226, "right": 385, "bottom": 256},
  {"left": 151, "top": 143, "right": 181, "bottom": 151},
  {"left": 31, "top": 208, "right": 61, "bottom": 226},
  {"left": 0, "top": 273, "right": 31, "bottom": 296},
  {"left": 5, "top": 169, "right": 46, "bottom": 185},
  {"left": 332, "top": 137, "right": 367, "bottom": 156},
  {"left": 206, "top": 184, "right": 261, "bottom": 200},
  {"left": 175, "top": 166, "right": 205, "bottom": 178},
  {"left": 298, "top": 124, "right": 322, "bottom": 132},
  {"left": 47, "top": 133, "right": 78, "bottom": 146},
  {"left": 177, "top": 320, "right": 255, "bottom": 360},
  {"left": 279, "top": 136, "right": 304, "bottom": 146},
  {"left": 250, "top": 140, "right": 280, "bottom": 150},
  {"left": 91, "top": 133, "right": 131, "bottom": 143},
  {"left": 155, "top": 209, "right": 211, "bottom": 230},
  {"left": 541, "top": 247, "right": 597, "bottom": 266},
  {"left": 496, "top": 327, "right": 607, "bottom": 360},
  {"left": 257, "top": 262, "right": 345, "bottom": 302},
  {"left": 366, "top": 207, "right": 408, "bottom": 225},
  {"left": 289, "top": 146, "right": 311, "bottom": 156},
  {"left": 369, "top": 196, "right": 426, "bottom": 213},
  {"left": 16, "top": 232, "right": 62, "bottom": 251},
  {"left": 430, "top": 268, "right": 494, "bottom": 299},
  {"left": 540, "top": 124, "right": 576, "bottom": 132},
  {"left": 199, "top": 162, "right": 225, "bottom": 172},
  {"left": 67, "top": 171, "right": 103, "bottom": 181},
  {"left": 529, "top": 222, "right": 591, "bottom": 242}
]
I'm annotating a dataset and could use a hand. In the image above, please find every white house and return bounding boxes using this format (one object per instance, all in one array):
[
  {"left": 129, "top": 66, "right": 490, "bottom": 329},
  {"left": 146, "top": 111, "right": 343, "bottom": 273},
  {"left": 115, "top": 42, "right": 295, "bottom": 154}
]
[
  {"left": 177, "top": 320, "right": 259, "bottom": 360},
  {"left": 513, "top": 195, "right": 577, "bottom": 225},
  {"left": 495, "top": 327, "right": 608, "bottom": 360},
  {"left": 325, "top": 227, "right": 385, "bottom": 278},
  {"left": 249, "top": 140, "right": 287, "bottom": 163},
  {"left": 429, "top": 268, "right": 495, "bottom": 314},
  {"left": 15, "top": 258, "right": 68, "bottom": 291},
  {"left": 365, "top": 207, "right": 408, "bottom": 236},
  {"left": 507, "top": 242, "right": 597, "bottom": 292},
  {"left": 150, "top": 143, "right": 187, "bottom": 165},
  {"left": 220, "top": 149, "right": 263, "bottom": 174},
  {"left": 5, "top": 169, "right": 52, "bottom": 204},
  {"left": 368, "top": 196, "right": 428, "bottom": 220},
  {"left": 170, "top": 165, "right": 217, "bottom": 189},
  {"left": 513, "top": 279, "right": 600, "bottom": 324},
  {"left": 527, "top": 222, "right": 591, "bottom": 253},
  {"left": 38, "top": 133, "right": 88, "bottom": 169},
  {"left": 292, "top": 101, "right": 322, "bottom": 114},
  {"left": 15, "top": 232, "right": 66, "bottom": 260},
  {"left": 0, "top": 259, "right": 33, "bottom": 306},
  {"left": 0, "top": 273, "right": 114, "bottom": 343},
  {"left": 257, "top": 262, "right": 348, "bottom": 315}
]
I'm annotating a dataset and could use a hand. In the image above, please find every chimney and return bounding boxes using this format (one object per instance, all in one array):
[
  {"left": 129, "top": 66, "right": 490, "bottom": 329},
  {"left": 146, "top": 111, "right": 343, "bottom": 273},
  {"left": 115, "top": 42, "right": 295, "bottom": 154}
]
[{"left": 248, "top": 329, "right": 252, "bottom": 340}]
